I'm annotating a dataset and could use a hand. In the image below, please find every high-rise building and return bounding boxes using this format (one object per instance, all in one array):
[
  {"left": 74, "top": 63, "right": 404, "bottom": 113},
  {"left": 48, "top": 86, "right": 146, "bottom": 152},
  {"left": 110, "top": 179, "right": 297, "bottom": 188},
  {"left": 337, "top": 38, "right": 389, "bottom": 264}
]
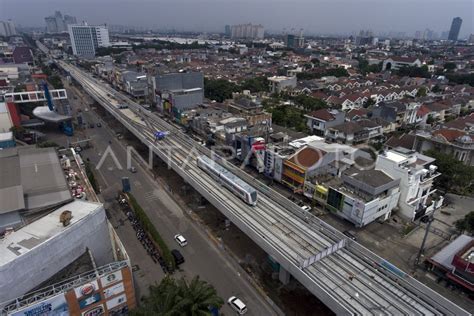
[
  {"left": 230, "top": 23, "right": 264, "bottom": 40},
  {"left": 68, "top": 23, "right": 110, "bottom": 58},
  {"left": 0, "top": 20, "right": 17, "bottom": 37},
  {"left": 45, "top": 11, "right": 77, "bottom": 33},
  {"left": 64, "top": 15, "right": 77, "bottom": 25},
  {"left": 355, "top": 30, "right": 373, "bottom": 46},
  {"left": 225, "top": 25, "right": 231, "bottom": 37},
  {"left": 448, "top": 17, "right": 462, "bottom": 41},
  {"left": 469, "top": 34, "right": 474, "bottom": 44}
]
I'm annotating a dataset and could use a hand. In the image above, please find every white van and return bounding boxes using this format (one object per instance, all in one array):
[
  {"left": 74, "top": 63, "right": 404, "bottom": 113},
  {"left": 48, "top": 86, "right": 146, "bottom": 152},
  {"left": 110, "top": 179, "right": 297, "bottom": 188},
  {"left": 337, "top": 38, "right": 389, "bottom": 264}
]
[{"left": 227, "top": 296, "right": 247, "bottom": 314}]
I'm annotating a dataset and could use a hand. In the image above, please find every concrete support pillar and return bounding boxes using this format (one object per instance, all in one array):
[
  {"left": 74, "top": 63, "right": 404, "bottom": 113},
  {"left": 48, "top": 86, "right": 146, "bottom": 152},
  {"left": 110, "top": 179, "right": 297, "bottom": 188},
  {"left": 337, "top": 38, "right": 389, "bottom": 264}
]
[{"left": 279, "top": 266, "right": 291, "bottom": 285}]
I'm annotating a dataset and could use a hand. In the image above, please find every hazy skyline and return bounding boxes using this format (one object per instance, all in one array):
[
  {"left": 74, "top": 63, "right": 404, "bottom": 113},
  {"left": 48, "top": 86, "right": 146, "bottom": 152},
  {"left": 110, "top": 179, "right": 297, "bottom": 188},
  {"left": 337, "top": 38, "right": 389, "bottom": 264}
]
[{"left": 1, "top": 0, "right": 473, "bottom": 37}]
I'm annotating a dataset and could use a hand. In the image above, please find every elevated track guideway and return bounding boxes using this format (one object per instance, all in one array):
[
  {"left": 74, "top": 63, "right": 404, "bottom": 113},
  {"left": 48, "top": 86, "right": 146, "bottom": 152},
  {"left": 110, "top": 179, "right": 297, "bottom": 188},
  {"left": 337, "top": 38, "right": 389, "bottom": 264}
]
[{"left": 56, "top": 58, "right": 469, "bottom": 315}]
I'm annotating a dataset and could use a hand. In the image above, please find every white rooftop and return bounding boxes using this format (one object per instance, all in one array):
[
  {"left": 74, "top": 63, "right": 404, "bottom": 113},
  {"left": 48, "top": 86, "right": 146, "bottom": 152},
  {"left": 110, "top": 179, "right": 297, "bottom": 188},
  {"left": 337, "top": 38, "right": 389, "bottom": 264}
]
[
  {"left": 289, "top": 135, "right": 324, "bottom": 149},
  {"left": 268, "top": 75, "right": 294, "bottom": 82},
  {"left": 430, "top": 234, "right": 472, "bottom": 270},
  {"left": 384, "top": 150, "right": 407, "bottom": 163},
  {"left": 0, "top": 200, "right": 103, "bottom": 266},
  {"left": 32, "top": 106, "right": 71, "bottom": 123}
]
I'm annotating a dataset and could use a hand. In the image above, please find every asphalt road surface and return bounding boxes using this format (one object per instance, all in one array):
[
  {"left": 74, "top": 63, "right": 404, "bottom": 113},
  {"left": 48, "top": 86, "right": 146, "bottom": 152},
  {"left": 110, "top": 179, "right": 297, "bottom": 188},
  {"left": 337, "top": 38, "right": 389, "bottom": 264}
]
[{"left": 69, "top": 88, "right": 278, "bottom": 316}]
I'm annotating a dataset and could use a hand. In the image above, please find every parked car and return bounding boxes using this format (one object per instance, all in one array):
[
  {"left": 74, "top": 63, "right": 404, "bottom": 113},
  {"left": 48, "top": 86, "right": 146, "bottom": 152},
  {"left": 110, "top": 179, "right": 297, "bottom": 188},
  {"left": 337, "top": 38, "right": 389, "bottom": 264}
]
[
  {"left": 227, "top": 296, "right": 247, "bottom": 315},
  {"left": 74, "top": 146, "right": 82, "bottom": 153},
  {"left": 174, "top": 234, "right": 187, "bottom": 247},
  {"left": 128, "top": 166, "right": 137, "bottom": 173},
  {"left": 171, "top": 249, "right": 184, "bottom": 265},
  {"left": 96, "top": 122, "right": 102, "bottom": 127}
]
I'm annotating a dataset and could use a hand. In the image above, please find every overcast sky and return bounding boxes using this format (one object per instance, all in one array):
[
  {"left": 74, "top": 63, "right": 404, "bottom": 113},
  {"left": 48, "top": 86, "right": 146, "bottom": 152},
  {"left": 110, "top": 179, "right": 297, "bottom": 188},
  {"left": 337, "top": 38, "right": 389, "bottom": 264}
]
[{"left": 1, "top": 0, "right": 473, "bottom": 37}]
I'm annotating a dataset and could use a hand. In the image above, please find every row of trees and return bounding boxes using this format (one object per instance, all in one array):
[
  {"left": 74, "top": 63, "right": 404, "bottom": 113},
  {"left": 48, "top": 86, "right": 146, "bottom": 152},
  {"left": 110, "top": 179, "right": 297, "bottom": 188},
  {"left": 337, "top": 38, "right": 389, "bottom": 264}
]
[
  {"left": 396, "top": 65, "right": 431, "bottom": 78},
  {"left": 358, "top": 58, "right": 383, "bottom": 75},
  {"left": 132, "top": 276, "right": 223, "bottom": 316},
  {"left": 134, "top": 40, "right": 208, "bottom": 51},
  {"left": 204, "top": 76, "right": 269, "bottom": 102},
  {"left": 296, "top": 67, "right": 349, "bottom": 80}
]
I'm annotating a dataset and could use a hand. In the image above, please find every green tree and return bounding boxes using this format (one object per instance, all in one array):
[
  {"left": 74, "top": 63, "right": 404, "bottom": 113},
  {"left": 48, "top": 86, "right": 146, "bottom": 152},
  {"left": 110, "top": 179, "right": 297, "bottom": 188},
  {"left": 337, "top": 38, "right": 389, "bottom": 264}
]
[
  {"left": 426, "top": 115, "right": 435, "bottom": 125},
  {"left": 364, "top": 97, "right": 375, "bottom": 108},
  {"left": 446, "top": 73, "right": 474, "bottom": 87},
  {"left": 443, "top": 62, "right": 456, "bottom": 71},
  {"left": 416, "top": 87, "right": 427, "bottom": 97},
  {"left": 455, "top": 212, "right": 474, "bottom": 235},
  {"left": 204, "top": 78, "right": 240, "bottom": 102},
  {"left": 37, "top": 141, "right": 58, "bottom": 148},
  {"left": 240, "top": 76, "right": 269, "bottom": 93},
  {"left": 431, "top": 85, "right": 442, "bottom": 93},
  {"left": 397, "top": 65, "right": 430, "bottom": 78},
  {"left": 132, "top": 276, "right": 224, "bottom": 316},
  {"left": 424, "top": 150, "right": 474, "bottom": 194}
]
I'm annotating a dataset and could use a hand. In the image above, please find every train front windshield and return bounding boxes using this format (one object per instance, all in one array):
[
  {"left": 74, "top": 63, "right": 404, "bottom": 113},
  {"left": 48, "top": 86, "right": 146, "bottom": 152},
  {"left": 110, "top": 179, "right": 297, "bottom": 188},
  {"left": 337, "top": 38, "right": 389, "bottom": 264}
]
[{"left": 250, "top": 191, "right": 257, "bottom": 203}]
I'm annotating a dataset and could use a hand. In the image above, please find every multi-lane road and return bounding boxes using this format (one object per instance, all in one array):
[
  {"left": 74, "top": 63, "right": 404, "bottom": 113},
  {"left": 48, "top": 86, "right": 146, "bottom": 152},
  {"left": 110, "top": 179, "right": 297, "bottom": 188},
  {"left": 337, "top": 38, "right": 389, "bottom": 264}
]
[
  {"left": 68, "top": 84, "right": 279, "bottom": 315},
  {"left": 48, "top": 47, "right": 469, "bottom": 316}
]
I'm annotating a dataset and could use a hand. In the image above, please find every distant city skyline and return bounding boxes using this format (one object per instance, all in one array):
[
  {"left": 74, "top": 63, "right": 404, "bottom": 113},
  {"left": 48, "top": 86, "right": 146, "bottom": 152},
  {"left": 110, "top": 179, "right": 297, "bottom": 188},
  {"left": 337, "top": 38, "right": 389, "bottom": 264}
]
[{"left": 0, "top": 0, "right": 473, "bottom": 38}]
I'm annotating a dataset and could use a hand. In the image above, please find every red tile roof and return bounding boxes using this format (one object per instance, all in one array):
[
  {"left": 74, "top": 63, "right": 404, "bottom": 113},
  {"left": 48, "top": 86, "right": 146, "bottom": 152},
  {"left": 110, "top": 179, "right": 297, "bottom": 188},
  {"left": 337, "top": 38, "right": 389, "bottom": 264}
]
[
  {"left": 346, "top": 108, "right": 368, "bottom": 120},
  {"left": 433, "top": 129, "right": 472, "bottom": 142},
  {"left": 443, "top": 113, "right": 474, "bottom": 131},
  {"left": 389, "top": 56, "right": 419, "bottom": 63},
  {"left": 307, "top": 109, "right": 335, "bottom": 121},
  {"left": 417, "top": 105, "right": 431, "bottom": 117}
]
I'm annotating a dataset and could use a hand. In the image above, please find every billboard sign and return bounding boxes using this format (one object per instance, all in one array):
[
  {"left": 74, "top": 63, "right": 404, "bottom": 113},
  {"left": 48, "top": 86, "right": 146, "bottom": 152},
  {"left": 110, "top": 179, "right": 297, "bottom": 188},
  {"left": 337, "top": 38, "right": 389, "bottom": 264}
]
[
  {"left": 103, "top": 282, "right": 125, "bottom": 299},
  {"left": 9, "top": 294, "right": 69, "bottom": 316},
  {"left": 100, "top": 270, "right": 123, "bottom": 288},
  {"left": 81, "top": 305, "right": 105, "bottom": 316},
  {"left": 78, "top": 293, "right": 101, "bottom": 309},
  {"left": 105, "top": 294, "right": 127, "bottom": 310},
  {"left": 74, "top": 281, "right": 99, "bottom": 299}
]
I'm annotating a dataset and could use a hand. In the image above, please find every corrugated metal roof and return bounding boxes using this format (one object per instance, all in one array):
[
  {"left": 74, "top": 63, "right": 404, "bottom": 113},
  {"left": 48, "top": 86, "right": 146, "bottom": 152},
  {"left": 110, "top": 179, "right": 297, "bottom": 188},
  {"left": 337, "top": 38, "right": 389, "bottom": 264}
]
[{"left": 0, "top": 147, "right": 72, "bottom": 214}]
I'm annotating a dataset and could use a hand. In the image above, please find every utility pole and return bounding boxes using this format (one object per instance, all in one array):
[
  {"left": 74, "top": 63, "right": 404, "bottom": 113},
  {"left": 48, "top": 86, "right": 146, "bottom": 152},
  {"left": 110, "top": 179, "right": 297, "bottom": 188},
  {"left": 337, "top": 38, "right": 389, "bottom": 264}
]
[{"left": 414, "top": 214, "right": 434, "bottom": 267}]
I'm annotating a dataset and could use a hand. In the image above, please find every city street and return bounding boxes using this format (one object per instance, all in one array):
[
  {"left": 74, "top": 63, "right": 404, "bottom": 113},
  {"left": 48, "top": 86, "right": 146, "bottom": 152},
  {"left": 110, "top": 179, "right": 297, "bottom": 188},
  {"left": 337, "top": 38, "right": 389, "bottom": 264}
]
[{"left": 67, "top": 85, "right": 279, "bottom": 315}]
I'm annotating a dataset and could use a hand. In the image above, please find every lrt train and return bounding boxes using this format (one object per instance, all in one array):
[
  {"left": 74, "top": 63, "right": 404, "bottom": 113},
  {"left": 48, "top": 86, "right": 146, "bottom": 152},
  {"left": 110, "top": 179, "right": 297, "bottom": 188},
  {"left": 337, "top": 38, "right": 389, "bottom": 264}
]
[{"left": 197, "top": 155, "right": 258, "bottom": 206}]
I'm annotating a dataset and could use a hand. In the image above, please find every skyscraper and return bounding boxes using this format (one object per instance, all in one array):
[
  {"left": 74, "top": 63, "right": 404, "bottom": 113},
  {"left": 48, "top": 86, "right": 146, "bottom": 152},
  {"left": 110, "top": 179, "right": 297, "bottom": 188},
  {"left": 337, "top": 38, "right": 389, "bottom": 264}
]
[
  {"left": 448, "top": 17, "right": 462, "bottom": 41},
  {"left": 45, "top": 11, "right": 77, "bottom": 33},
  {"left": 0, "top": 20, "right": 17, "bottom": 37},
  {"left": 224, "top": 25, "right": 231, "bottom": 37},
  {"left": 68, "top": 23, "right": 110, "bottom": 58},
  {"left": 230, "top": 24, "right": 264, "bottom": 40}
]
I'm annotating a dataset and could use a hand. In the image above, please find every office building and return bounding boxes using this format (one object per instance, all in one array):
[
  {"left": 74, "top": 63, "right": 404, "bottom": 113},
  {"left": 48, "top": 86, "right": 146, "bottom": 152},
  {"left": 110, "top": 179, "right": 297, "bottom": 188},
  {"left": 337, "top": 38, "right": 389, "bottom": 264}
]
[
  {"left": 230, "top": 24, "right": 264, "bottom": 40},
  {"left": 152, "top": 72, "right": 204, "bottom": 119},
  {"left": 285, "top": 30, "right": 304, "bottom": 49},
  {"left": 45, "top": 11, "right": 77, "bottom": 33},
  {"left": 68, "top": 23, "right": 110, "bottom": 57},
  {"left": 0, "top": 20, "right": 17, "bottom": 37},
  {"left": 448, "top": 17, "right": 462, "bottom": 41}
]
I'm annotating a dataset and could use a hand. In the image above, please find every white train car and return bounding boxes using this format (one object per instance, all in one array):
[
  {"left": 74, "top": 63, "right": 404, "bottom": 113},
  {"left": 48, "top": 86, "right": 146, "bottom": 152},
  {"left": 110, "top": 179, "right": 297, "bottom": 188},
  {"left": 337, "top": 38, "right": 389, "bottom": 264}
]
[{"left": 197, "top": 156, "right": 258, "bottom": 206}]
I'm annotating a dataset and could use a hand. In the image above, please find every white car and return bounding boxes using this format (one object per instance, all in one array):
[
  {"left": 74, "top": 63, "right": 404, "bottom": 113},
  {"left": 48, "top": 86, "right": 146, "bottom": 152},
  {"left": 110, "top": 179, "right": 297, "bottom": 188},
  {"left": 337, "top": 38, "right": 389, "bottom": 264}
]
[
  {"left": 174, "top": 234, "right": 187, "bottom": 247},
  {"left": 301, "top": 205, "right": 311, "bottom": 212},
  {"left": 227, "top": 296, "right": 247, "bottom": 315}
]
